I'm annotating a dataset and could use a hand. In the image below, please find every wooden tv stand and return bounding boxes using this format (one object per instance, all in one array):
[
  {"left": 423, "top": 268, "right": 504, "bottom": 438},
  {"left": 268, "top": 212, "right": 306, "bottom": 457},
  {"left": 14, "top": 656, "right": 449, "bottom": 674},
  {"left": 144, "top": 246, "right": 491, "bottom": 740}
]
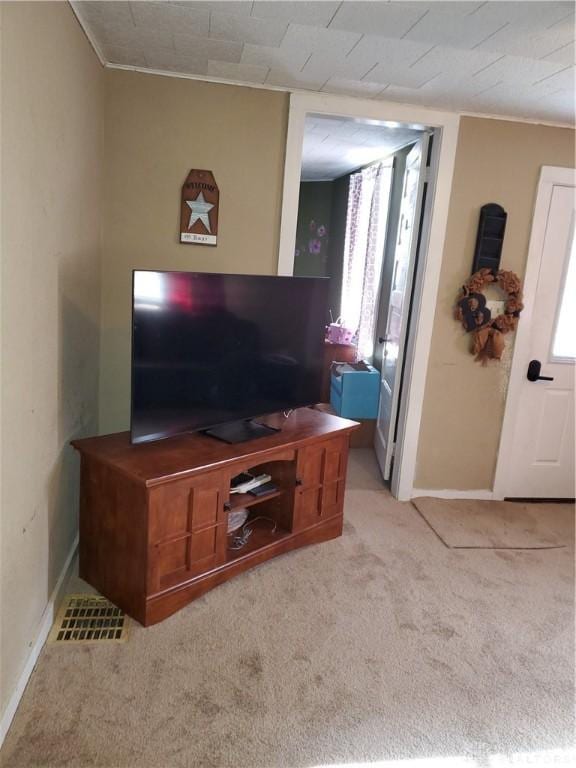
[{"left": 72, "top": 408, "right": 359, "bottom": 626}]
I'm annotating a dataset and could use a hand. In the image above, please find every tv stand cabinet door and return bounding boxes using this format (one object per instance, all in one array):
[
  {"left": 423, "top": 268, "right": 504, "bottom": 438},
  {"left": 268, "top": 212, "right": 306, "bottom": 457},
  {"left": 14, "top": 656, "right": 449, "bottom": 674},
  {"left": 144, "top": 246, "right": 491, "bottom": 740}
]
[
  {"left": 294, "top": 437, "right": 347, "bottom": 530},
  {"left": 149, "top": 472, "right": 228, "bottom": 594}
]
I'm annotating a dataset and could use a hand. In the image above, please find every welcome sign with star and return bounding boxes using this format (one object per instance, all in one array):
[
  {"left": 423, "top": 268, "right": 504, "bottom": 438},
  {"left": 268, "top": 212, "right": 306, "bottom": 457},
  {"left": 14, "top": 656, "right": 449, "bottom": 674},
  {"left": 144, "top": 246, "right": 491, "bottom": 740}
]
[{"left": 180, "top": 169, "right": 219, "bottom": 246}]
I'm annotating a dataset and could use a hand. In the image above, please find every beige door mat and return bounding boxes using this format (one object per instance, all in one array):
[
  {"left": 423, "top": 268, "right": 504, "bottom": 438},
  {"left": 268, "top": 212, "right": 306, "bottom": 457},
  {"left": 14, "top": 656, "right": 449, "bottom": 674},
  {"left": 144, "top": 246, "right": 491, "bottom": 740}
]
[
  {"left": 412, "top": 497, "right": 573, "bottom": 549},
  {"left": 48, "top": 594, "right": 130, "bottom": 644}
]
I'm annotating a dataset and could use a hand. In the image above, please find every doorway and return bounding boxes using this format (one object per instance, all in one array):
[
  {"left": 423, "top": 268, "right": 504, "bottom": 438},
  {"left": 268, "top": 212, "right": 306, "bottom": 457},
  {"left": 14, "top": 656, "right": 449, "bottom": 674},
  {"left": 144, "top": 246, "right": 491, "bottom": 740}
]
[
  {"left": 293, "top": 113, "right": 422, "bottom": 365},
  {"left": 278, "top": 93, "right": 460, "bottom": 500},
  {"left": 293, "top": 113, "right": 428, "bottom": 486}
]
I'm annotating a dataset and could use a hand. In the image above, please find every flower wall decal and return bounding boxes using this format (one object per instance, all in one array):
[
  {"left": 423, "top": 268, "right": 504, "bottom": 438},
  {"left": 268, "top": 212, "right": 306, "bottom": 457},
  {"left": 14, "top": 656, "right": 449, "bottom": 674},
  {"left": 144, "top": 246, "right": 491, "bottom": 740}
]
[
  {"left": 309, "top": 238, "right": 322, "bottom": 255},
  {"left": 294, "top": 183, "right": 334, "bottom": 274},
  {"left": 294, "top": 220, "right": 329, "bottom": 261}
]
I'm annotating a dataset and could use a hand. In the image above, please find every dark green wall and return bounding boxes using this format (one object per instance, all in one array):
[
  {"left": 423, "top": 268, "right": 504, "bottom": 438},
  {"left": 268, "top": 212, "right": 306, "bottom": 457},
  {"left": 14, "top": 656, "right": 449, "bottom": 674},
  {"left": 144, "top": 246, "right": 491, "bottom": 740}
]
[
  {"left": 294, "top": 178, "right": 349, "bottom": 320},
  {"left": 326, "top": 175, "right": 349, "bottom": 319},
  {"left": 294, "top": 182, "right": 334, "bottom": 277}
]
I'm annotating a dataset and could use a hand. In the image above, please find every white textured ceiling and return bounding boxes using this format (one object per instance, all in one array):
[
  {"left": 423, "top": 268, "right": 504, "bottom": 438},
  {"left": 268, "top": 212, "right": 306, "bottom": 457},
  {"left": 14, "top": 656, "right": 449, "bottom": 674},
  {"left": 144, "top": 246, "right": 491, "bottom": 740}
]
[
  {"left": 301, "top": 114, "right": 422, "bottom": 180},
  {"left": 72, "top": 1, "right": 576, "bottom": 125}
]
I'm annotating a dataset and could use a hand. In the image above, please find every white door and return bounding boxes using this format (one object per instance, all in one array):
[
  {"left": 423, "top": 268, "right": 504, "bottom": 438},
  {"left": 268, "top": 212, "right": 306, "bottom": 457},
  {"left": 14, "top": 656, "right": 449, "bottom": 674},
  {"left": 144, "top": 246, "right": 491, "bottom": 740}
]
[
  {"left": 374, "top": 136, "right": 429, "bottom": 481},
  {"left": 497, "top": 173, "right": 575, "bottom": 498}
]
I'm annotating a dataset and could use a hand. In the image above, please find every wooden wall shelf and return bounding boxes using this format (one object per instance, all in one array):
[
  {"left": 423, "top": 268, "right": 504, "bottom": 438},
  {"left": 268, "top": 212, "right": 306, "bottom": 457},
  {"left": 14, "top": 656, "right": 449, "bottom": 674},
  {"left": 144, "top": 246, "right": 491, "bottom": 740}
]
[{"left": 72, "top": 407, "right": 359, "bottom": 626}]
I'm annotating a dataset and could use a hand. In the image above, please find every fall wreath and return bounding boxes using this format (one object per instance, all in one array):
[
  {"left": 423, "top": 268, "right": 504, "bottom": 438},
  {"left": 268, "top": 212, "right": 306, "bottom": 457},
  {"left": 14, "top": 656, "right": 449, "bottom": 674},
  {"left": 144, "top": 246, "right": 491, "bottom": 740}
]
[{"left": 455, "top": 268, "right": 523, "bottom": 364}]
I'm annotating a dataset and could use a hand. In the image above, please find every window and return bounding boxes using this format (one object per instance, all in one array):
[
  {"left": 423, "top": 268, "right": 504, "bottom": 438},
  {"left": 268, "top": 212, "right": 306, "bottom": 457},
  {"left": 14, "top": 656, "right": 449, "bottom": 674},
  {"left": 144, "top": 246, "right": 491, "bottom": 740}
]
[
  {"left": 340, "top": 161, "right": 393, "bottom": 359},
  {"left": 552, "top": 225, "right": 576, "bottom": 360}
]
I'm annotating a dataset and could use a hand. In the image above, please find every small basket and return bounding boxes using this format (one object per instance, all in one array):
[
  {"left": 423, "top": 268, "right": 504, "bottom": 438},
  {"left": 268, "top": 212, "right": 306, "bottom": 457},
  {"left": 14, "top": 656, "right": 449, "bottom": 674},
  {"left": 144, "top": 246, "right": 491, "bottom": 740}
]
[{"left": 326, "top": 323, "right": 354, "bottom": 344}]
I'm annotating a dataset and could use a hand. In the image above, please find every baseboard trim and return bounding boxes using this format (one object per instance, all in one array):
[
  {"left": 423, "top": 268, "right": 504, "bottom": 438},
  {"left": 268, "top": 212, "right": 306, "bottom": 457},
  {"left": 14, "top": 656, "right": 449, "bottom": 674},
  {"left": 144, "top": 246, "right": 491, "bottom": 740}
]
[
  {"left": 412, "top": 488, "right": 496, "bottom": 500},
  {"left": 0, "top": 534, "right": 79, "bottom": 748}
]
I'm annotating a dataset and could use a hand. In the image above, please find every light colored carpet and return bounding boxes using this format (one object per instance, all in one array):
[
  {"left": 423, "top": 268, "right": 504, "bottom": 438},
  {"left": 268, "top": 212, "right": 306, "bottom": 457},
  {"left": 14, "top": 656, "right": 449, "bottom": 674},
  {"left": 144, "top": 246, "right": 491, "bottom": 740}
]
[
  {"left": 412, "top": 497, "right": 572, "bottom": 549},
  {"left": 1, "top": 449, "right": 574, "bottom": 768}
]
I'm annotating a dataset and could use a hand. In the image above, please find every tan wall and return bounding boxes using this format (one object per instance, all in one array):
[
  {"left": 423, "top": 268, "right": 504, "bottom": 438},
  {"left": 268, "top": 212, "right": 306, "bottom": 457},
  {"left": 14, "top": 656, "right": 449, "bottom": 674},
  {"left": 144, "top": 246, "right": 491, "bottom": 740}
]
[
  {"left": 415, "top": 117, "right": 575, "bottom": 490},
  {"left": 99, "top": 71, "right": 288, "bottom": 433},
  {"left": 101, "top": 78, "right": 574, "bottom": 489},
  {"left": 0, "top": 2, "right": 103, "bottom": 719}
]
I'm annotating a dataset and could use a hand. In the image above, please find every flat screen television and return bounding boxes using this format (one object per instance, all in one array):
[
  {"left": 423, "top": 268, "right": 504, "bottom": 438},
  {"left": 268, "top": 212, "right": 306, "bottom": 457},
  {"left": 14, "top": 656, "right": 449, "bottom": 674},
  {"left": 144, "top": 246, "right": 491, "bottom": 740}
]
[{"left": 131, "top": 270, "right": 329, "bottom": 444}]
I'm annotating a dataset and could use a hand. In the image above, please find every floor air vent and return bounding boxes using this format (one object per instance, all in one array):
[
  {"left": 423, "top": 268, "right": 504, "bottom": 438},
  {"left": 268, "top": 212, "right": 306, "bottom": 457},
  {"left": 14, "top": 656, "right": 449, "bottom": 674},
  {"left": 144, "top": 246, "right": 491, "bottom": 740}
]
[{"left": 48, "top": 594, "right": 130, "bottom": 644}]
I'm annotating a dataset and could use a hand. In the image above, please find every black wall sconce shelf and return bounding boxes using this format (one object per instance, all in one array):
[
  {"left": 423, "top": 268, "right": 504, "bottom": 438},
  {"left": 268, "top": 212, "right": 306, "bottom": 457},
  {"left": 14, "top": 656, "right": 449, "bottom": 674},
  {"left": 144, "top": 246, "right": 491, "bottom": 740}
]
[{"left": 472, "top": 203, "right": 507, "bottom": 275}]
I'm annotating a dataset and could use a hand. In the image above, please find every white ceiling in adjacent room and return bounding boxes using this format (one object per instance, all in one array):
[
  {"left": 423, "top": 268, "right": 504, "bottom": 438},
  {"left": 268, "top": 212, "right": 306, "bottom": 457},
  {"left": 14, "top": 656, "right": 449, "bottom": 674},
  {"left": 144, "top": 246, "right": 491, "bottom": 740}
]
[
  {"left": 72, "top": 1, "right": 575, "bottom": 125},
  {"left": 301, "top": 114, "right": 422, "bottom": 180}
]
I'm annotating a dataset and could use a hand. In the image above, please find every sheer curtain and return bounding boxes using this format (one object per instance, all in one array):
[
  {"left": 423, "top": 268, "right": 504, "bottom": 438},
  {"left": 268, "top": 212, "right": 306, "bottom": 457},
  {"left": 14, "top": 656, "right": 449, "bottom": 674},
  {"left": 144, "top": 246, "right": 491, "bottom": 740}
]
[{"left": 340, "top": 162, "right": 393, "bottom": 359}]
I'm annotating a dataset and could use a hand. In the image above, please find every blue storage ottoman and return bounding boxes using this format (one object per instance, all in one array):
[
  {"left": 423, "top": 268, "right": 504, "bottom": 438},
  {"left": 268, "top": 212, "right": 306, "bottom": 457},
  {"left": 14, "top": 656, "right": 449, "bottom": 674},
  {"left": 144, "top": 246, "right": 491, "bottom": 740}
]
[{"left": 330, "top": 362, "right": 380, "bottom": 419}]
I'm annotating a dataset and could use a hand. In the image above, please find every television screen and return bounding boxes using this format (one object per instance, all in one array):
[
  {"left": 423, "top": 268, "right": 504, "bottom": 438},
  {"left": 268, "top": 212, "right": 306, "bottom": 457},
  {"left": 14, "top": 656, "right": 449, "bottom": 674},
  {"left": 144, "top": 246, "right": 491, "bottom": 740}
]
[{"left": 131, "top": 271, "right": 329, "bottom": 444}]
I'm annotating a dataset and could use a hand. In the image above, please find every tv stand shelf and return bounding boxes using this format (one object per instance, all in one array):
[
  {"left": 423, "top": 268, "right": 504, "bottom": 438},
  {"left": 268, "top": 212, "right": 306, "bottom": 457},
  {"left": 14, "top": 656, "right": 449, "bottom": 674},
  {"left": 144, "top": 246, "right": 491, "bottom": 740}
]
[
  {"left": 226, "top": 521, "right": 290, "bottom": 563},
  {"left": 72, "top": 407, "right": 359, "bottom": 626},
  {"left": 227, "top": 488, "right": 283, "bottom": 511}
]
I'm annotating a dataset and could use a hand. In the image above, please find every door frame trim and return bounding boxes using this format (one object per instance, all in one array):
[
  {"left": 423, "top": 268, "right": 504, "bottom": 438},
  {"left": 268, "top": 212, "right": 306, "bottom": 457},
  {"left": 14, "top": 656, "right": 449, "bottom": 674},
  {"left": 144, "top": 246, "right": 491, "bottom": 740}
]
[
  {"left": 493, "top": 165, "right": 576, "bottom": 500},
  {"left": 278, "top": 92, "right": 460, "bottom": 500}
]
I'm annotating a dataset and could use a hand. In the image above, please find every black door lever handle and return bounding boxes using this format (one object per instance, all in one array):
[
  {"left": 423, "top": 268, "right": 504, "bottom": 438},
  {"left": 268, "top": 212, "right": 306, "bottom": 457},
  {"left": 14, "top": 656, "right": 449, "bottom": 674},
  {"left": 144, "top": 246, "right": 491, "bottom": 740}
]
[{"left": 527, "top": 359, "right": 554, "bottom": 382}]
